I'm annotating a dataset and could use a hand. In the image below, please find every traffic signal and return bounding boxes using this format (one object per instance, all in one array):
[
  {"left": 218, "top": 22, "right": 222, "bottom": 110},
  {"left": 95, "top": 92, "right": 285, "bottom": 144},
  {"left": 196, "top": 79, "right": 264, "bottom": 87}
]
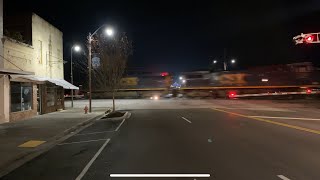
[
  {"left": 306, "top": 89, "right": 312, "bottom": 94},
  {"left": 228, "top": 91, "right": 237, "bottom": 98},
  {"left": 304, "top": 34, "right": 315, "bottom": 43},
  {"left": 160, "top": 72, "right": 169, "bottom": 76},
  {"left": 293, "top": 32, "right": 320, "bottom": 44}
]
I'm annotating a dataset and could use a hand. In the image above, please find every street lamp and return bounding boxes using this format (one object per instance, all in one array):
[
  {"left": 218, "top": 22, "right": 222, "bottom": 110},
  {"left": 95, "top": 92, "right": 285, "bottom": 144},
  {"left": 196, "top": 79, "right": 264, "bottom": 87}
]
[
  {"left": 105, "top": 28, "right": 114, "bottom": 36},
  {"left": 213, "top": 59, "right": 236, "bottom": 71},
  {"left": 70, "top": 45, "right": 81, "bottom": 108},
  {"left": 74, "top": 45, "right": 81, "bottom": 52},
  {"left": 87, "top": 25, "right": 114, "bottom": 113},
  {"left": 223, "top": 59, "right": 236, "bottom": 71},
  {"left": 224, "top": 59, "right": 236, "bottom": 71}
]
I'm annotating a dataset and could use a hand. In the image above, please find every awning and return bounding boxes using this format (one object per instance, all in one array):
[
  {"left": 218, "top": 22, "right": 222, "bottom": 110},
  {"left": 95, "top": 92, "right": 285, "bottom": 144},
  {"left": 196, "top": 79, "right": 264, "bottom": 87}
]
[
  {"left": 10, "top": 75, "right": 79, "bottom": 90},
  {"left": 47, "top": 79, "right": 79, "bottom": 90}
]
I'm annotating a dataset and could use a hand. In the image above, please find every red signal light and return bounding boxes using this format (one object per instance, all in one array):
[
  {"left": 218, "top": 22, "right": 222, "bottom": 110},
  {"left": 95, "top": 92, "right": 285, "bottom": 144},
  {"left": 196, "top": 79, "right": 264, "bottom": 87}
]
[
  {"left": 305, "top": 35, "right": 314, "bottom": 43},
  {"left": 228, "top": 91, "right": 237, "bottom": 98},
  {"left": 161, "top": 72, "right": 169, "bottom": 76},
  {"left": 306, "top": 89, "right": 312, "bottom": 94}
]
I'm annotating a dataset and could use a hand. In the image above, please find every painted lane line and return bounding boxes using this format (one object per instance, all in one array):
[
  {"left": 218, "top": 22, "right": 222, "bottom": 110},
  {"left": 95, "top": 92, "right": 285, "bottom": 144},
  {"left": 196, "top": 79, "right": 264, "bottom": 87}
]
[
  {"left": 58, "top": 138, "right": 108, "bottom": 146},
  {"left": 211, "top": 108, "right": 320, "bottom": 135},
  {"left": 250, "top": 116, "right": 320, "bottom": 121},
  {"left": 115, "top": 119, "right": 126, "bottom": 131},
  {"left": 277, "top": 175, "right": 291, "bottom": 180},
  {"left": 75, "top": 139, "right": 110, "bottom": 180},
  {"left": 110, "top": 174, "right": 210, "bottom": 178},
  {"left": 182, "top": 117, "right": 192, "bottom": 123},
  {"left": 75, "top": 130, "right": 115, "bottom": 136}
]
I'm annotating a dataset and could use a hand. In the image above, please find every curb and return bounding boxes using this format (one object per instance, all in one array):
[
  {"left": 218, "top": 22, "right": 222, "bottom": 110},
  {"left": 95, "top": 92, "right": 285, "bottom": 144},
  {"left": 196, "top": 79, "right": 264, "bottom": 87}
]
[
  {"left": 53, "top": 113, "right": 106, "bottom": 140},
  {"left": 98, "top": 111, "right": 130, "bottom": 121},
  {"left": 0, "top": 112, "right": 105, "bottom": 178}
]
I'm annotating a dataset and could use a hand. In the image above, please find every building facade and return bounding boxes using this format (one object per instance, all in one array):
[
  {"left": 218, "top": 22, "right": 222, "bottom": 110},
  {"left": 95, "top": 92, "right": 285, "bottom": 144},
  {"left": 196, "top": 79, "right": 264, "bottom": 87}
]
[{"left": 0, "top": 11, "right": 77, "bottom": 123}]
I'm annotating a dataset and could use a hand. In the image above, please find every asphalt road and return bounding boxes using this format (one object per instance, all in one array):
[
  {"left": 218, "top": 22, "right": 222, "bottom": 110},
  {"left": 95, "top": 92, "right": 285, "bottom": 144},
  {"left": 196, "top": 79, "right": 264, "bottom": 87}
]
[{"left": 2, "top": 108, "right": 320, "bottom": 180}]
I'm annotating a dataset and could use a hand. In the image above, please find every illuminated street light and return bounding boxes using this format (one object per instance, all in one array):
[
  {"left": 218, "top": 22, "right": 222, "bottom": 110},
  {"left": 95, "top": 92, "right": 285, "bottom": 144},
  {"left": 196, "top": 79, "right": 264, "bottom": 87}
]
[
  {"left": 182, "top": 79, "right": 186, "bottom": 84},
  {"left": 222, "top": 59, "right": 237, "bottom": 71},
  {"left": 105, "top": 28, "right": 114, "bottom": 36},
  {"left": 213, "top": 60, "right": 217, "bottom": 64},
  {"left": 70, "top": 44, "right": 81, "bottom": 108},
  {"left": 87, "top": 25, "right": 115, "bottom": 112},
  {"left": 179, "top": 76, "right": 183, "bottom": 80},
  {"left": 74, "top": 45, "right": 81, "bottom": 52}
]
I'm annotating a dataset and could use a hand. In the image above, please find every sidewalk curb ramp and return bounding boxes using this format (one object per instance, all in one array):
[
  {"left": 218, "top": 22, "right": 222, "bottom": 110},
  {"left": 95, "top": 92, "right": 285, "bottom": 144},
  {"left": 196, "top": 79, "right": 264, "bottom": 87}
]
[{"left": 0, "top": 112, "right": 105, "bottom": 178}]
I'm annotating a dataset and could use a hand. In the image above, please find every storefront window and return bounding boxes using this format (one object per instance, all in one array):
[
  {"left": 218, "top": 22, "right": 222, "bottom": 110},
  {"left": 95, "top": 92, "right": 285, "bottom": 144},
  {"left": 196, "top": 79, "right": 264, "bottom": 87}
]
[
  {"left": 10, "top": 82, "right": 33, "bottom": 112},
  {"left": 57, "top": 88, "right": 63, "bottom": 106},
  {"left": 46, "top": 87, "right": 56, "bottom": 107}
]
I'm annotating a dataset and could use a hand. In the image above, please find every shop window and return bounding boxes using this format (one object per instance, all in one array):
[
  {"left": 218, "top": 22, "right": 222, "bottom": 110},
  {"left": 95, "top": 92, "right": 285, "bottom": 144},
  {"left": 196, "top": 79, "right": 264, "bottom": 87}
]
[
  {"left": 10, "top": 82, "right": 33, "bottom": 112},
  {"left": 46, "top": 87, "right": 56, "bottom": 107},
  {"left": 56, "top": 88, "right": 64, "bottom": 106}
]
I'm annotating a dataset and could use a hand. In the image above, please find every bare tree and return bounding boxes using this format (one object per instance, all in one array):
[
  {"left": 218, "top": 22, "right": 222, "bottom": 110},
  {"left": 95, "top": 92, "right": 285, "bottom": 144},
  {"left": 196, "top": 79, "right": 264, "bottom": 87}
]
[{"left": 92, "top": 33, "right": 132, "bottom": 111}]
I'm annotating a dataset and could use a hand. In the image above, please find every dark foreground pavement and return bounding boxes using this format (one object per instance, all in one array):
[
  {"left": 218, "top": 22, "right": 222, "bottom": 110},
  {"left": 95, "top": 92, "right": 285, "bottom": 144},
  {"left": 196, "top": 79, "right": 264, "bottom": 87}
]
[
  {"left": 0, "top": 108, "right": 104, "bottom": 177},
  {"left": 2, "top": 109, "right": 320, "bottom": 180}
]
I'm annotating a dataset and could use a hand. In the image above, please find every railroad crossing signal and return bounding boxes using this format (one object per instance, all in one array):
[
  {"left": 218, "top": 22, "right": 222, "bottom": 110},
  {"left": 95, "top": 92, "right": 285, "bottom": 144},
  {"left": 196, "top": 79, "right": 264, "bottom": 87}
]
[{"left": 293, "top": 32, "right": 320, "bottom": 44}]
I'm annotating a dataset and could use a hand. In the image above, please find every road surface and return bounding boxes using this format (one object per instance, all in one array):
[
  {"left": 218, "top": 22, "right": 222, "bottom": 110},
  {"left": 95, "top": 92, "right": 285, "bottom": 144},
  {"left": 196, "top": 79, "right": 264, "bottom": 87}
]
[{"left": 3, "top": 99, "right": 320, "bottom": 180}]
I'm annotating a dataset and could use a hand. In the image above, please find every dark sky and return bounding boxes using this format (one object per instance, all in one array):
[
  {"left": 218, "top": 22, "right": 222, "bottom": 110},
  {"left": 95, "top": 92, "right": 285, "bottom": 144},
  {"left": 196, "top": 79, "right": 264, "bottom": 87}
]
[{"left": 4, "top": 0, "right": 320, "bottom": 74}]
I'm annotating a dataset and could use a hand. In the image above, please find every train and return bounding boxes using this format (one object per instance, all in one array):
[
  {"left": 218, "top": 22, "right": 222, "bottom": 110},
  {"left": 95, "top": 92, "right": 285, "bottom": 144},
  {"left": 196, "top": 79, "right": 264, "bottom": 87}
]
[
  {"left": 91, "top": 62, "right": 320, "bottom": 99},
  {"left": 179, "top": 62, "right": 320, "bottom": 98}
]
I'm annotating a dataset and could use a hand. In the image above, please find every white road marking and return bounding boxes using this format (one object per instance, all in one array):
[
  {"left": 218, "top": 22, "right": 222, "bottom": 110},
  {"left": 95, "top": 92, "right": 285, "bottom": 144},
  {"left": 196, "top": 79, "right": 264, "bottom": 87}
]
[
  {"left": 58, "top": 138, "right": 108, "bottom": 146},
  {"left": 75, "top": 130, "right": 114, "bottom": 136},
  {"left": 110, "top": 174, "right": 210, "bottom": 178},
  {"left": 182, "top": 117, "right": 192, "bottom": 123},
  {"left": 250, "top": 116, "right": 320, "bottom": 121},
  {"left": 75, "top": 139, "right": 110, "bottom": 180},
  {"left": 115, "top": 119, "right": 126, "bottom": 131},
  {"left": 277, "top": 175, "right": 291, "bottom": 180}
]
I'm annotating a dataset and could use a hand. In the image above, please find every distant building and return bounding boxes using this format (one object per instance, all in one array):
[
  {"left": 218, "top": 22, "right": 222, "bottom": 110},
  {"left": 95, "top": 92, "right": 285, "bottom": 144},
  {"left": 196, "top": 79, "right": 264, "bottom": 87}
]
[{"left": 0, "top": 11, "right": 77, "bottom": 123}]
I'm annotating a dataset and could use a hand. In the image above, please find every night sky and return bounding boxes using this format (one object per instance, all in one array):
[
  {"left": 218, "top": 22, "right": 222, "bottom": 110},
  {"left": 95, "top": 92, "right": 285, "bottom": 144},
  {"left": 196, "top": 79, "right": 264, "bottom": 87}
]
[{"left": 4, "top": 0, "right": 320, "bottom": 76}]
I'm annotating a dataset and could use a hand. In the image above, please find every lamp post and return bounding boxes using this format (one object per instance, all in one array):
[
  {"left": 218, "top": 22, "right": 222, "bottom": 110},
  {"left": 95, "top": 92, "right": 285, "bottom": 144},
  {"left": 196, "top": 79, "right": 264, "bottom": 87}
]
[
  {"left": 223, "top": 59, "right": 236, "bottom": 71},
  {"left": 213, "top": 59, "right": 236, "bottom": 71},
  {"left": 87, "top": 26, "right": 114, "bottom": 113},
  {"left": 70, "top": 45, "right": 81, "bottom": 108}
]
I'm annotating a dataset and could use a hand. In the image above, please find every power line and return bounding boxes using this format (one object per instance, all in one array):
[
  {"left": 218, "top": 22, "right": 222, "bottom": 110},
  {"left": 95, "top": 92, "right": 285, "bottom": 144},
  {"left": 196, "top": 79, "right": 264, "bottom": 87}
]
[{"left": 0, "top": 54, "right": 24, "bottom": 71}]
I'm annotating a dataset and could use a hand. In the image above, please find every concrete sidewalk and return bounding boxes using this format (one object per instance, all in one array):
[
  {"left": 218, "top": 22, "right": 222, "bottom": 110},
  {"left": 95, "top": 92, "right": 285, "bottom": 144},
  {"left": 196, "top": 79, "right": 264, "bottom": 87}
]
[{"left": 0, "top": 108, "right": 105, "bottom": 177}]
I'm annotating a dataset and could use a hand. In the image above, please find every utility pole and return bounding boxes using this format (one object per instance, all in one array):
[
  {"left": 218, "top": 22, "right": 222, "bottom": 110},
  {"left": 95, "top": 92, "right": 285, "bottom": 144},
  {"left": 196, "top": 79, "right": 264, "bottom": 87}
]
[
  {"left": 211, "top": 48, "right": 236, "bottom": 72},
  {"left": 86, "top": 25, "right": 114, "bottom": 113},
  {"left": 88, "top": 33, "right": 92, "bottom": 113},
  {"left": 223, "top": 48, "right": 227, "bottom": 71},
  {"left": 70, "top": 48, "right": 74, "bottom": 108}
]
